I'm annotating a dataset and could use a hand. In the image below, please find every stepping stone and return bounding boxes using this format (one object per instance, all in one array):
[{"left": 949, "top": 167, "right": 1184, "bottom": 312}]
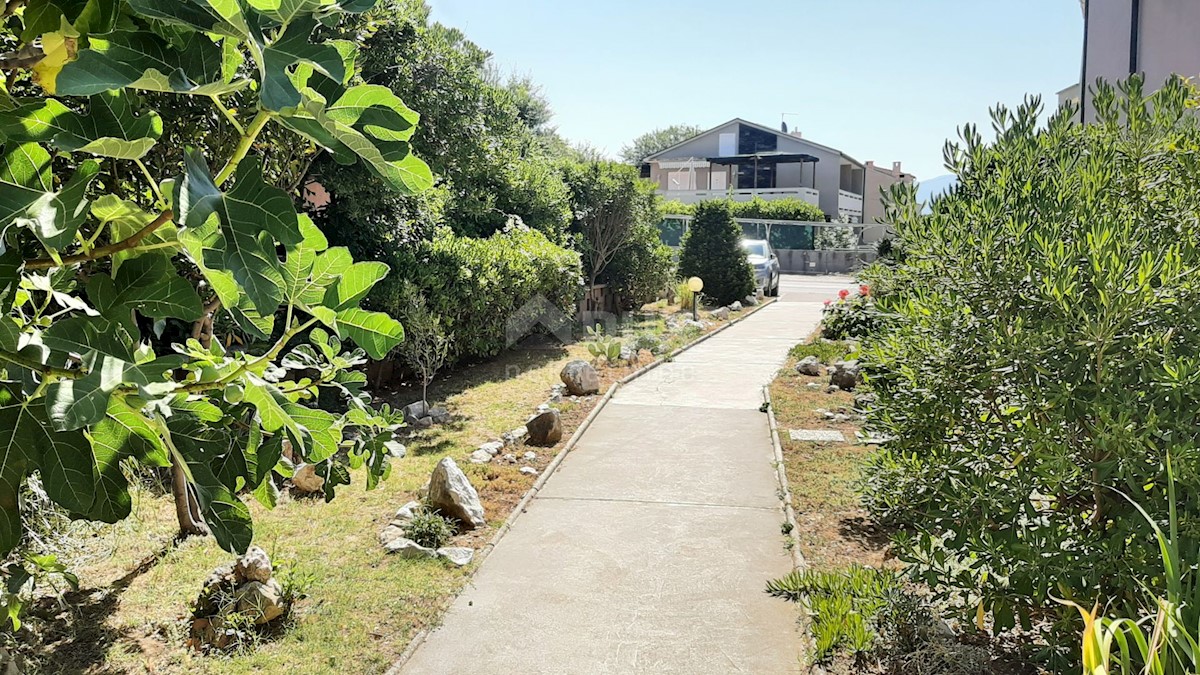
[{"left": 788, "top": 429, "right": 845, "bottom": 443}]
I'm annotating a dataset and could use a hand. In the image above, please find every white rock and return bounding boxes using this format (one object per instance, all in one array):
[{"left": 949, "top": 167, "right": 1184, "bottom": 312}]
[
  {"left": 427, "top": 457, "right": 486, "bottom": 529},
  {"left": 806, "top": 382, "right": 823, "bottom": 390},
  {"left": 502, "top": 453, "right": 516, "bottom": 463},
  {"left": 469, "top": 449, "right": 493, "bottom": 464},
  {"left": 384, "top": 537, "right": 436, "bottom": 559},
  {"left": 710, "top": 307, "right": 730, "bottom": 320},
  {"left": 379, "top": 523, "right": 407, "bottom": 547},
  {"left": 480, "top": 441, "right": 505, "bottom": 456},
  {"left": 536, "top": 403, "right": 551, "bottom": 413},
  {"left": 394, "top": 501, "right": 421, "bottom": 522},
  {"left": 520, "top": 467, "right": 538, "bottom": 476},
  {"left": 522, "top": 451, "right": 537, "bottom": 461},
  {"left": 502, "top": 426, "right": 529, "bottom": 446},
  {"left": 795, "top": 355, "right": 822, "bottom": 376},
  {"left": 729, "top": 301, "right": 743, "bottom": 311},
  {"left": 292, "top": 463, "right": 324, "bottom": 494},
  {"left": 235, "top": 579, "right": 285, "bottom": 624},
  {"left": 436, "top": 547, "right": 475, "bottom": 567},
  {"left": 233, "top": 546, "right": 272, "bottom": 584}
]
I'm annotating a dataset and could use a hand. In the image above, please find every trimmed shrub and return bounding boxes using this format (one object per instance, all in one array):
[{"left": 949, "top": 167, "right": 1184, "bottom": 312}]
[
  {"left": 661, "top": 197, "right": 825, "bottom": 222},
  {"left": 678, "top": 201, "right": 755, "bottom": 306},
  {"left": 606, "top": 221, "right": 676, "bottom": 309},
  {"left": 859, "top": 77, "right": 1200, "bottom": 656},
  {"left": 380, "top": 226, "right": 583, "bottom": 363}
]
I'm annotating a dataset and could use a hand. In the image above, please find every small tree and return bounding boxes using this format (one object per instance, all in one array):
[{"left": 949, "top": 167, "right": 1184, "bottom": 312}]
[
  {"left": 397, "top": 284, "right": 452, "bottom": 407},
  {"left": 619, "top": 124, "right": 703, "bottom": 164},
  {"left": 678, "top": 201, "right": 755, "bottom": 306},
  {"left": 561, "top": 162, "right": 658, "bottom": 293}
]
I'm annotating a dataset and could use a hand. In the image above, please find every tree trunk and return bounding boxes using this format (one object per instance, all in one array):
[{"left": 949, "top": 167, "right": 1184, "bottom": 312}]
[
  {"left": 171, "top": 456, "right": 207, "bottom": 538},
  {"left": 172, "top": 302, "right": 220, "bottom": 539}
]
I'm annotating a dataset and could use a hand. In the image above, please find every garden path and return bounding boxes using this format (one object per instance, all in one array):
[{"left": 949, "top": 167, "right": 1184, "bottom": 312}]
[{"left": 399, "top": 275, "right": 847, "bottom": 674}]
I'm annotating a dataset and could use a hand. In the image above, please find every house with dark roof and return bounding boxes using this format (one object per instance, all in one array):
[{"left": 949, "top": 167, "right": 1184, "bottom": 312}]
[{"left": 639, "top": 118, "right": 912, "bottom": 225}]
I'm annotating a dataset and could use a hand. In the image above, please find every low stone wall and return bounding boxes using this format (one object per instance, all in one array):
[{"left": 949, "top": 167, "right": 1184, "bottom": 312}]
[{"left": 775, "top": 249, "right": 877, "bottom": 275}]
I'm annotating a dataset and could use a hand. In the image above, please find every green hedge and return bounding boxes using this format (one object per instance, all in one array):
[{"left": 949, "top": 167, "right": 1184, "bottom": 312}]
[
  {"left": 379, "top": 227, "right": 583, "bottom": 362},
  {"left": 661, "top": 196, "right": 825, "bottom": 222}
]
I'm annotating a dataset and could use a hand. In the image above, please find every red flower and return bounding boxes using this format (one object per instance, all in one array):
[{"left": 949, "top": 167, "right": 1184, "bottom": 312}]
[
  {"left": 823, "top": 299, "right": 832, "bottom": 306},
  {"left": 859, "top": 284, "right": 871, "bottom": 297},
  {"left": 838, "top": 289, "right": 850, "bottom": 300}
]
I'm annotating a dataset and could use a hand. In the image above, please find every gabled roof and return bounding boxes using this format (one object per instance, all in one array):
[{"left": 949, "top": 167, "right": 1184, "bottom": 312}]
[{"left": 643, "top": 117, "right": 861, "bottom": 167}]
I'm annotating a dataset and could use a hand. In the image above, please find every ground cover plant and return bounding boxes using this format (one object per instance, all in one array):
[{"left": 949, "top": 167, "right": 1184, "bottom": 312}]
[{"left": 859, "top": 76, "right": 1200, "bottom": 668}]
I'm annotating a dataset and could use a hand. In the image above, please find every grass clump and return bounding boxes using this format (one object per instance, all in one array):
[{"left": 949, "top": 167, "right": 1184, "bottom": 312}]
[
  {"left": 404, "top": 507, "right": 456, "bottom": 549},
  {"left": 788, "top": 340, "right": 852, "bottom": 364}
]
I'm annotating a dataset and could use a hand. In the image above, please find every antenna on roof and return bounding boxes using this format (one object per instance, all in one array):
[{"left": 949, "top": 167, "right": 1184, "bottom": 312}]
[{"left": 781, "top": 120, "right": 788, "bottom": 133}]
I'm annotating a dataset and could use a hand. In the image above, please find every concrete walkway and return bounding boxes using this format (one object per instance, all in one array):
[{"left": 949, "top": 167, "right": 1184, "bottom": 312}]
[{"left": 400, "top": 278, "right": 838, "bottom": 674}]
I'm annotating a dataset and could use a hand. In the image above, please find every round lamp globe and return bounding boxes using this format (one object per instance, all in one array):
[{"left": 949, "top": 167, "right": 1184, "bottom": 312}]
[{"left": 687, "top": 276, "right": 704, "bottom": 293}]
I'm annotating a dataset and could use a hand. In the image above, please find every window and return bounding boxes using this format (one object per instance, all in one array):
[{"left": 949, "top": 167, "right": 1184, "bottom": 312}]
[{"left": 738, "top": 125, "right": 777, "bottom": 154}]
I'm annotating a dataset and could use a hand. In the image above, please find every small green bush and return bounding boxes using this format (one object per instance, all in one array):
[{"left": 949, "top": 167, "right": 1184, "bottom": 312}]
[
  {"left": 788, "top": 341, "right": 852, "bottom": 364},
  {"left": 381, "top": 226, "right": 583, "bottom": 364},
  {"left": 405, "top": 507, "right": 456, "bottom": 549},
  {"left": 677, "top": 201, "right": 755, "bottom": 306},
  {"left": 661, "top": 197, "right": 825, "bottom": 222}
]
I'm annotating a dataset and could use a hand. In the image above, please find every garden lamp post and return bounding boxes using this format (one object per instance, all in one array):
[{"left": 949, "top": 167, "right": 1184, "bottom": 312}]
[{"left": 688, "top": 276, "right": 704, "bottom": 321}]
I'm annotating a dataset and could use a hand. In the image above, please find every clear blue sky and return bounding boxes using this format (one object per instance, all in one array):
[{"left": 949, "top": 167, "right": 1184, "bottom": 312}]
[{"left": 428, "top": 0, "right": 1084, "bottom": 181}]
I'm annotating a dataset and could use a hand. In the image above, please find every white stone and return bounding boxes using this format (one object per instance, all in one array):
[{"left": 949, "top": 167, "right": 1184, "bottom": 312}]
[
  {"left": 710, "top": 307, "right": 730, "bottom": 321},
  {"left": 729, "top": 301, "right": 743, "bottom": 311},
  {"left": 394, "top": 501, "right": 421, "bottom": 522},
  {"left": 520, "top": 467, "right": 538, "bottom": 476},
  {"left": 427, "top": 457, "right": 486, "bottom": 529},
  {"left": 480, "top": 441, "right": 505, "bottom": 456},
  {"left": 292, "top": 463, "right": 324, "bottom": 493},
  {"left": 522, "top": 451, "right": 537, "bottom": 461},
  {"left": 502, "top": 453, "right": 516, "bottom": 463},
  {"left": 384, "top": 537, "right": 437, "bottom": 559},
  {"left": 469, "top": 449, "right": 493, "bottom": 464},
  {"left": 795, "top": 355, "right": 822, "bottom": 376},
  {"left": 788, "top": 429, "right": 847, "bottom": 443},
  {"left": 233, "top": 546, "right": 272, "bottom": 584},
  {"left": 379, "top": 523, "right": 407, "bottom": 547},
  {"left": 436, "top": 547, "right": 475, "bottom": 567}
]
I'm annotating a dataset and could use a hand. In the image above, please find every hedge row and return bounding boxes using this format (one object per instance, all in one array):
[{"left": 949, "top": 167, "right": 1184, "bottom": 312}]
[
  {"left": 661, "top": 196, "right": 826, "bottom": 222},
  {"left": 377, "top": 227, "right": 583, "bottom": 363}
]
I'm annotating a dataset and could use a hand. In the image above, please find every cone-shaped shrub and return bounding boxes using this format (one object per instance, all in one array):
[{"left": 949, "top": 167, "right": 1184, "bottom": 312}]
[{"left": 678, "top": 200, "right": 755, "bottom": 306}]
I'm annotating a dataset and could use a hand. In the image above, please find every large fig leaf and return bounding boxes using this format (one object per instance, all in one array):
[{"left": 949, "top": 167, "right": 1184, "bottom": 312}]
[
  {"left": 57, "top": 30, "right": 249, "bottom": 97},
  {"left": 0, "top": 143, "right": 99, "bottom": 252},
  {"left": 0, "top": 91, "right": 163, "bottom": 160}
]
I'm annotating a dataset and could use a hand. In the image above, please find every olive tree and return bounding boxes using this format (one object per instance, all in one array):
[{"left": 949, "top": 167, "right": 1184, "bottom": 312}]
[{"left": 0, "top": 0, "right": 428, "bottom": 557}]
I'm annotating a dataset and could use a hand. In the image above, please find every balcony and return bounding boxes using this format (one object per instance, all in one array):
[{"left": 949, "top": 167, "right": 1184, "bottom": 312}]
[
  {"left": 837, "top": 189, "right": 864, "bottom": 222},
  {"left": 661, "top": 187, "right": 820, "bottom": 206}
]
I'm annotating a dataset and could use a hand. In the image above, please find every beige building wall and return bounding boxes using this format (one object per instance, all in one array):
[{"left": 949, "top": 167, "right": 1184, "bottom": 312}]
[
  {"left": 862, "top": 161, "right": 914, "bottom": 239},
  {"left": 1081, "top": 0, "right": 1200, "bottom": 121}
]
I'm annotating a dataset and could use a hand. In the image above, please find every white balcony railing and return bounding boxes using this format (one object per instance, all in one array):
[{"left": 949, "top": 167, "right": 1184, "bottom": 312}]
[
  {"left": 662, "top": 187, "right": 820, "bottom": 206},
  {"left": 838, "top": 189, "right": 864, "bottom": 213}
]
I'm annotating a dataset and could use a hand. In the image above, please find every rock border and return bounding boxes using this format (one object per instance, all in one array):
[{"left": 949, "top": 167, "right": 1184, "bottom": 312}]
[{"left": 386, "top": 296, "right": 779, "bottom": 674}]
